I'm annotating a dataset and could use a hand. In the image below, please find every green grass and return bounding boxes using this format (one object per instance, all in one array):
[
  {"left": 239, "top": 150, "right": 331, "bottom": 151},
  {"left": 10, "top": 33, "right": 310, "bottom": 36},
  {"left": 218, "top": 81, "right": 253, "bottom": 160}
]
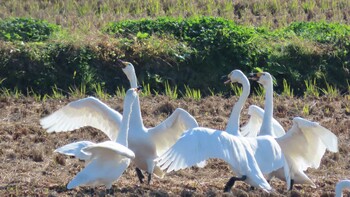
[
  {"left": 115, "top": 86, "right": 126, "bottom": 98},
  {"left": 164, "top": 80, "right": 178, "bottom": 100},
  {"left": 320, "top": 79, "right": 339, "bottom": 100},
  {"left": 140, "top": 81, "right": 152, "bottom": 97},
  {"left": 68, "top": 83, "right": 86, "bottom": 99},
  {"left": 304, "top": 78, "right": 320, "bottom": 98},
  {"left": 1, "top": 0, "right": 349, "bottom": 41},
  {"left": 1, "top": 1, "right": 350, "bottom": 97},
  {"left": 182, "top": 85, "right": 201, "bottom": 101},
  {"left": 281, "top": 78, "right": 294, "bottom": 97},
  {"left": 93, "top": 83, "right": 109, "bottom": 100}
]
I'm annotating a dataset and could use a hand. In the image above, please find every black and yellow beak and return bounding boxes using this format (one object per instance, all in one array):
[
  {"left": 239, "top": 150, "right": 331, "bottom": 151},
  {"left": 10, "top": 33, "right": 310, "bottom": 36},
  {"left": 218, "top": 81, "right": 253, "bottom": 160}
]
[
  {"left": 248, "top": 72, "right": 262, "bottom": 81},
  {"left": 136, "top": 86, "right": 143, "bottom": 93},
  {"left": 115, "top": 59, "right": 129, "bottom": 69}
]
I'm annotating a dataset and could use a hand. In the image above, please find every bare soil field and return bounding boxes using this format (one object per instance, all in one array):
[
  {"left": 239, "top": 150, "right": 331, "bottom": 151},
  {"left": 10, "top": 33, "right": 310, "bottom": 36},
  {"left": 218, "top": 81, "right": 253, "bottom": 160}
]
[{"left": 0, "top": 94, "right": 349, "bottom": 196}]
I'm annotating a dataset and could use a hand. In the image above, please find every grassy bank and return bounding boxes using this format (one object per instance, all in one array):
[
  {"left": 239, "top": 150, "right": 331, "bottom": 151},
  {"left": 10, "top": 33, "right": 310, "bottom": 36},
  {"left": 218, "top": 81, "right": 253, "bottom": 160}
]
[{"left": 0, "top": 1, "right": 349, "bottom": 97}]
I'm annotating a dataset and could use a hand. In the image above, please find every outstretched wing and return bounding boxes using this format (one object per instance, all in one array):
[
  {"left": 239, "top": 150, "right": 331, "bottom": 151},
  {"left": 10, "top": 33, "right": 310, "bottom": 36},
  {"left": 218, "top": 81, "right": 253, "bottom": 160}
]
[
  {"left": 155, "top": 127, "right": 272, "bottom": 191},
  {"left": 148, "top": 108, "right": 199, "bottom": 156},
  {"left": 83, "top": 141, "right": 135, "bottom": 160},
  {"left": 66, "top": 141, "right": 134, "bottom": 189},
  {"left": 155, "top": 127, "right": 247, "bottom": 173},
  {"left": 277, "top": 117, "right": 338, "bottom": 172},
  {"left": 240, "top": 105, "right": 285, "bottom": 137},
  {"left": 55, "top": 141, "right": 95, "bottom": 161},
  {"left": 40, "top": 97, "right": 122, "bottom": 141}
]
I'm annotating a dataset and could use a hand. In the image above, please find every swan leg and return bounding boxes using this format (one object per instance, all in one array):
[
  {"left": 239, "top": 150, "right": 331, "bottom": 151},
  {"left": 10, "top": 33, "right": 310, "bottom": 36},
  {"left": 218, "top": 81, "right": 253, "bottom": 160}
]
[
  {"left": 106, "top": 188, "right": 114, "bottom": 195},
  {"left": 135, "top": 168, "right": 145, "bottom": 183},
  {"left": 289, "top": 179, "right": 294, "bottom": 190},
  {"left": 147, "top": 172, "right": 152, "bottom": 185},
  {"left": 223, "top": 175, "right": 247, "bottom": 192}
]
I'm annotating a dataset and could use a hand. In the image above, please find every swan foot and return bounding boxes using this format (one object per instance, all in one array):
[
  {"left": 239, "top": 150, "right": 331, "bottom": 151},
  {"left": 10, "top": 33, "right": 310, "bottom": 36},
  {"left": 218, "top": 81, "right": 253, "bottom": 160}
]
[
  {"left": 105, "top": 188, "right": 114, "bottom": 195},
  {"left": 289, "top": 179, "right": 294, "bottom": 191},
  {"left": 136, "top": 168, "right": 145, "bottom": 184},
  {"left": 223, "top": 175, "right": 247, "bottom": 192}
]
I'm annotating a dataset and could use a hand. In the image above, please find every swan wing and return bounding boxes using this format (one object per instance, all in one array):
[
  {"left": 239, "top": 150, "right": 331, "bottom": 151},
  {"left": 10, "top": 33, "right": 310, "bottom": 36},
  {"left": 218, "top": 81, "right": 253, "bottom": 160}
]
[
  {"left": 277, "top": 117, "right": 338, "bottom": 172},
  {"left": 83, "top": 141, "right": 135, "bottom": 159},
  {"left": 54, "top": 141, "right": 95, "bottom": 161},
  {"left": 155, "top": 127, "right": 247, "bottom": 173},
  {"left": 155, "top": 127, "right": 271, "bottom": 191},
  {"left": 148, "top": 108, "right": 199, "bottom": 155},
  {"left": 67, "top": 148, "right": 131, "bottom": 189},
  {"left": 40, "top": 97, "right": 122, "bottom": 141},
  {"left": 241, "top": 105, "right": 285, "bottom": 137}
]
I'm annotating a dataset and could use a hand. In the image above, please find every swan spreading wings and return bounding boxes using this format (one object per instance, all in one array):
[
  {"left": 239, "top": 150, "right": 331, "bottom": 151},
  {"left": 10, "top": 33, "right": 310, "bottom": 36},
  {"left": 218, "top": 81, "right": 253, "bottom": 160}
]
[
  {"left": 248, "top": 72, "right": 338, "bottom": 190},
  {"left": 60, "top": 88, "right": 139, "bottom": 189},
  {"left": 40, "top": 61, "right": 198, "bottom": 184},
  {"left": 155, "top": 127, "right": 273, "bottom": 192}
]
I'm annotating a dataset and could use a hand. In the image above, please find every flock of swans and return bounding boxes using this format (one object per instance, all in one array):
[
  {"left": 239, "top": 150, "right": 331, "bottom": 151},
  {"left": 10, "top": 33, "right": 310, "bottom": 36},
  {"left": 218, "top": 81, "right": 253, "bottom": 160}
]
[{"left": 40, "top": 61, "right": 349, "bottom": 195}]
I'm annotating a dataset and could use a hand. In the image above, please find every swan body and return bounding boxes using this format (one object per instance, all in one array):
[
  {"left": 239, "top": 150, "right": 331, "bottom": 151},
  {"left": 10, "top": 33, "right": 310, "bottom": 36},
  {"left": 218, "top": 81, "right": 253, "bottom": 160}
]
[
  {"left": 240, "top": 105, "right": 285, "bottom": 138},
  {"left": 40, "top": 61, "right": 198, "bottom": 183},
  {"left": 251, "top": 72, "right": 338, "bottom": 189},
  {"left": 224, "top": 70, "right": 287, "bottom": 178},
  {"left": 155, "top": 127, "right": 272, "bottom": 192},
  {"left": 61, "top": 88, "right": 138, "bottom": 189},
  {"left": 336, "top": 180, "right": 350, "bottom": 197}
]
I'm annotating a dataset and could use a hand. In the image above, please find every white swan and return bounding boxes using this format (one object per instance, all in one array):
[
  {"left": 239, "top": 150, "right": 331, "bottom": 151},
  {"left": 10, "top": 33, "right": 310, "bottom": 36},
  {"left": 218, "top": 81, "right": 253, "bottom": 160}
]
[
  {"left": 224, "top": 70, "right": 285, "bottom": 138},
  {"left": 40, "top": 61, "right": 198, "bottom": 184},
  {"left": 222, "top": 70, "right": 288, "bottom": 182},
  {"left": 155, "top": 70, "right": 288, "bottom": 192},
  {"left": 155, "top": 127, "right": 273, "bottom": 192},
  {"left": 249, "top": 72, "right": 338, "bottom": 190},
  {"left": 336, "top": 180, "right": 350, "bottom": 197},
  {"left": 61, "top": 87, "right": 139, "bottom": 189}
]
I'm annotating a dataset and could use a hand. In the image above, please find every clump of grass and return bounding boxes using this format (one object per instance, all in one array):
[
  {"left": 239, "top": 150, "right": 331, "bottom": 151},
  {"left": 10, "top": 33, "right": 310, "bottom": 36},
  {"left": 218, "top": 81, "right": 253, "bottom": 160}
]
[
  {"left": 164, "top": 80, "right": 178, "bottom": 100},
  {"left": 182, "top": 85, "right": 201, "bottom": 101},
  {"left": 27, "top": 88, "right": 46, "bottom": 102},
  {"left": 141, "top": 81, "right": 152, "bottom": 97},
  {"left": 254, "top": 85, "right": 266, "bottom": 97},
  {"left": 115, "top": 86, "right": 126, "bottom": 98},
  {"left": 302, "top": 104, "right": 310, "bottom": 116},
  {"left": 68, "top": 83, "right": 86, "bottom": 98},
  {"left": 50, "top": 85, "right": 65, "bottom": 100},
  {"left": 230, "top": 83, "right": 243, "bottom": 96},
  {"left": 304, "top": 78, "right": 319, "bottom": 98},
  {"left": 320, "top": 80, "right": 339, "bottom": 100},
  {"left": 31, "top": 148, "right": 44, "bottom": 162},
  {"left": 54, "top": 154, "right": 66, "bottom": 166},
  {"left": 93, "top": 83, "right": 109, "bottom": 100},
  {"left": 281, "top": 78, "right": 294, "bottom": 97}
]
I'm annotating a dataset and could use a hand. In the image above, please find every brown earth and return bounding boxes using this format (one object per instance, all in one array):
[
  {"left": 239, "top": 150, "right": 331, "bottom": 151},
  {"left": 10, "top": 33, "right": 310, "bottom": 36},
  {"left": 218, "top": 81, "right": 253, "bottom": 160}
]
[{"left": 0, "top": 94, "right": 349, "bottom": 196}]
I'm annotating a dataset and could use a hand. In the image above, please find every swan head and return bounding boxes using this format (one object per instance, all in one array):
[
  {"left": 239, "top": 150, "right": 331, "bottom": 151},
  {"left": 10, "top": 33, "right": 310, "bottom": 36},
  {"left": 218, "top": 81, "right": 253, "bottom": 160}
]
[
  {"left": 224, "top": 69, "right": 247, "bottom": 84},
  {"left": 249, "top": 72, "right": 272, "bottom": 87},
  {"left": 116, "top": 60, "right": 137, "bottom": 85}
]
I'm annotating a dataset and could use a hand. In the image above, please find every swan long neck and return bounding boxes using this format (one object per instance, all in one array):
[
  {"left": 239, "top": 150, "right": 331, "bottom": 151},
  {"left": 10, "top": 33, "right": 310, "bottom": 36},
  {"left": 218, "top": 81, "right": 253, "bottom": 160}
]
[
  {"left": 129, "top": 73, "right": 138, "bottom": 88},
  {"left": 116, "top": 94, "right": 135, "bottom": 146},
  {"left": 130, "top": 96, "right": 145, "bottom": 129},
  {"left": 226, "top": 78, "right": 250, "bottom": 136},
  {"left": 125, "top": 66, "right": 145, "bottom": 129},
  {"left": 259, "top": 79, "right": 274, "bottom": 136}
]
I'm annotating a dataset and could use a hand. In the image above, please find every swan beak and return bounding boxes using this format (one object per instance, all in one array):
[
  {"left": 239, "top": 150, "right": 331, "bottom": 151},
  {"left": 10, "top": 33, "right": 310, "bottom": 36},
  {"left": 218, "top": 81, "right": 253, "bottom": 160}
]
[
  {"left": 222, "top": 75, "right": 232, "bottom": 84},
  {"left": 115, "top": 59, "right": 129, "bottom": 68},
  {"left": 248, "top": 72, "right": 262, "bottom": 81},
  {"left": 136, "top": 86, "right": 143, "bottom": 93}
]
